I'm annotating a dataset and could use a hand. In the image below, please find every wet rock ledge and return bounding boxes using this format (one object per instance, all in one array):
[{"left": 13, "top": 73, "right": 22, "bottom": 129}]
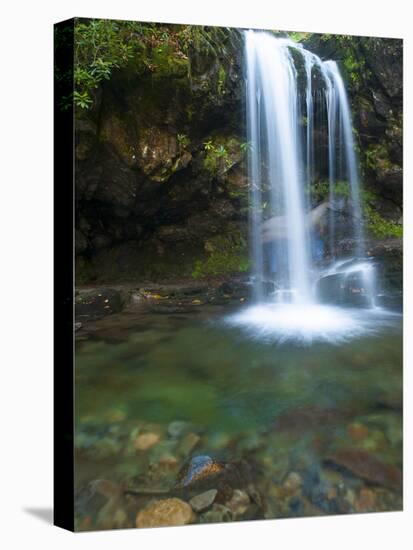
[{"left": 75, "top": 277, "right": 251, "bottom": 326}]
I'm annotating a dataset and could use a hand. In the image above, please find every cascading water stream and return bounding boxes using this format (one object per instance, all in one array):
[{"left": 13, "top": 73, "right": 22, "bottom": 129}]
[
  {"left": 227, "top": 31, "right": 381, "bottom": 343},
  {"left": 246, "top": 33, "right": 312, "bottom": 304},
  {"left": 245, "top": 31, "right": 367, "bottom": 306},
  {"left": 324, "top": 60, "right": 365, "bottom": 259}
]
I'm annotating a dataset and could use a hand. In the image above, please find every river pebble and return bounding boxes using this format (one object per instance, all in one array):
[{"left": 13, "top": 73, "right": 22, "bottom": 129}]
[
  {"left": 134, "top": 432, "right": 161, "bottom": 451},
  {"left": 226, "top": 489, "right": 251, "bottom": 517},
  {"left": 199, "top": 503, "right": 233, "bottom": 523},
  {"left": 189, "top": 489, "right": 218, "bottom": 512},
  {"left": 136, "top": 498, "right": 195, "bottom": 528},
  {"left": 175, "top": 455, "right": 226, "bottom": 490},
  {"left": 283, "top": 471, "right": 303, "bottom": 493},
  {"left": 354, "top": 488, "right": 377, "bottom": 512},
  {"left": 168, "top": 421, "right": 193, "bottom": 438}
]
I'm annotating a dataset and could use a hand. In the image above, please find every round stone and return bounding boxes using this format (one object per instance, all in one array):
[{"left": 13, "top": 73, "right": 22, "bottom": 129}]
[{"left": 136, "top": 498, "right": 195, "bottom": 528}]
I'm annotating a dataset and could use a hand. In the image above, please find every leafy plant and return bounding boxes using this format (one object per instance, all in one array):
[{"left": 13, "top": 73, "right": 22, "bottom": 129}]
[
  {"left": 288, "top": 31, "right": 310, "bottom": 43},
  {"left": 215, "top": 145, "right": 228, "bottom": 158},
  {"left": 73, "top": 90, "right": 93, "bottom": 109},
  {"left": 74, "top": 19, "right": 139, "bottom": 109},
  {"left": 71, "top": 19, "right": 241, "bottom": 110},
  {"left": 240, "top": 141, "right": 252, "bottom": 153},
  {"left": 202, "top": 140, "right": 231, "bottom": 174},
  {"left": 177, "top": 133, "right": 190, "bottom": 152}
]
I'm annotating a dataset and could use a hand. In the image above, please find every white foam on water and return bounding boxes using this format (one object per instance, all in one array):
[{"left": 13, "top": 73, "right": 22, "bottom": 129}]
[{"left": 225, "top": 303, "right": 398, "bottom": 345}]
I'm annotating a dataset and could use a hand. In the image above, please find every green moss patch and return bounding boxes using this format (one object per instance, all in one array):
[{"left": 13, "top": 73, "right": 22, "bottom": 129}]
[{"left": 192, "top": 229, "right": 250, "bottom": 278}]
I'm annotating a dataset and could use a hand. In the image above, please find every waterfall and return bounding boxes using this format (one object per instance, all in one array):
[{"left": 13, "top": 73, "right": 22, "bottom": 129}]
[
  {"left": 245, "top": 31, "right": 367, "bottom": 306},
  {"left": 324, "top": 61, "right": 365, "bottom": 258},
  {"left": 245, "top": 32, "right": 312, "bottom": 304}
]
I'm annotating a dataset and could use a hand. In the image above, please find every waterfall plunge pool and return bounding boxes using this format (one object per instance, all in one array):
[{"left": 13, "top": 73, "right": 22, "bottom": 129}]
[{"left": 75, "top": 302, "right": 402, "bottom": 526}]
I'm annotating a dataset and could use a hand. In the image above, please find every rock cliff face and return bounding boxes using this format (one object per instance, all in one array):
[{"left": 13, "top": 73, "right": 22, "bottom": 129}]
[
  {"left": 75, "top": 28, "right": 402, "bottom": 284},
  {"left": 75, "top": 27, "right": 249, "bottom": 282}
]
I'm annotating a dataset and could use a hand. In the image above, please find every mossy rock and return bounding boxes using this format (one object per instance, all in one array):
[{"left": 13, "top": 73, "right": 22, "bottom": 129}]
[{"left": 192, "top": 226, "right": 250, "bottom": 278}]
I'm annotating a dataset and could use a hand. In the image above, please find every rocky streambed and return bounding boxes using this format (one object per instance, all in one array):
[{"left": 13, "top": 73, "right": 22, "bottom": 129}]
[
  {"left": 74, "top": 292, "right": 402, "bottom": 531},
  {"left": 75, "top": 406, "right": 402, "bottom": 531}
]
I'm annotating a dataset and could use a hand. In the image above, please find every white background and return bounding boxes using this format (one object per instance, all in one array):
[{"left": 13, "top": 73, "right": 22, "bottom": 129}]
[{"left": 0, "top": 0, "right": 411, "bottom": 548}]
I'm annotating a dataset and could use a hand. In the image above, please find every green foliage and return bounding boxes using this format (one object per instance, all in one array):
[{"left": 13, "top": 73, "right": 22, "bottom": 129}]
[
  {"left": 192, "top": 233, "right": 249, "bottom": 278},
  {"left": 240, "top": 141, "right": 252, "bottom": 153},
  {"left": 364, "top": 204, "right": 402, "bottom": 238},
  {"left": 318, "top": 34, "right": 369, "bottom": 85},
  {"left": 74, "top": 19, "right": 139, "bottom": 109},
  {"left": 73, "top": 90, "right": 93, "bottom": 109},
  {"left": 180, "top": 25, "right": 240, "bottom": 64},
  {"left": 288, "top": 31, "right": 310, "bottom": 43},
  {"left": 202, "top": 137, "right": 246, "bottom": 176},
  {"left": 203, "top": 140, "right": 231, "bottom": 174},
  {"left": 177, "top": 133, "right": 190, "bottom": 152},
  {"left": 217, "top": 66, "right": 226, "bottom": 95},
  {"left": 203, "top": 139, "right": 214, "bottom": 151},
  {"left": 363, "top": 189, "right": 402, "bottom": 238},
  {"left": 309, "top": 180, "right": 351, "bottom": 201},
  {"left": 72, "top": 19, "right": 240, "bottom": 110},
  {"left": 342, "top": 53, "right": 361, "bottom": 83},
  {"left": 364, "top": 143, "right": 393, "bottom": 171},
  {"left": 73, "top": 19, "right": 189, "bottom": 109}
]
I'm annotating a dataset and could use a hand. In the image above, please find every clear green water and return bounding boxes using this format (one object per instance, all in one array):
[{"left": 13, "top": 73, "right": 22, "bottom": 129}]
[
  {"left": 74, "top": 305, "right": 402, "bottom": 527},
  {"left": 76, "top": 307, "right": 402, "bottom": 431}
]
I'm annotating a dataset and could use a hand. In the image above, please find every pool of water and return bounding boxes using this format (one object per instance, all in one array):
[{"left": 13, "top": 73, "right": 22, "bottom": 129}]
[{"left": 74, "top": 304, "right": 402, "bottom": 529}]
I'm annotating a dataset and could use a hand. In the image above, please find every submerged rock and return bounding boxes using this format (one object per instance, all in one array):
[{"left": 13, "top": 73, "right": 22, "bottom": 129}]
[
  {"left": 134, "top": 432, "right": 161, "bottom": 451},
  {"left": 84, "top": 479, "right": 130, "bottom": 530},
  {"left": 136, "top": 498, "right": 195, "bottom": 528},
  {"left": 174, "top": 455, "right": 251, "bottom": 493},
  {"left": 354, "top": 488, "right": 377, "bottom": 513},
  {"left": 189, "top": 489, "right": 218, "bottom": 512},
  {"left": 288, "top": 497, "right": 305, "bottom": 517},
  {"left": 283, "top": 472, "right": 303, "bottom": 494},
  {"left": 199, "top": 503, "right": 233, "bottom": 523},
  {"left": 325, "top": 449, "right": 402, "bottom": 491},
  {"left": 302, "top": 467, "right": 340, "bottom": 514},
  {"left": 175, "top": 455, "right": 226, "bottom": 491},
  {"left": 168, "top": 420, "right": 193, "bottom": 439},
  {"left": 225, "top": 489, "right": 251, "bottom": 518}
]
